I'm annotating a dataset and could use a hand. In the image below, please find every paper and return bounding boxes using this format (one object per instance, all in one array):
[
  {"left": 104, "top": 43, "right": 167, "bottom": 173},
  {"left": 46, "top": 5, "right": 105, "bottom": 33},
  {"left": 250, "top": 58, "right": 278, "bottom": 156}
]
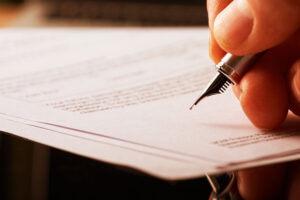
[{"left": 0, "top": 28, "right": 299, "bottom": 180}]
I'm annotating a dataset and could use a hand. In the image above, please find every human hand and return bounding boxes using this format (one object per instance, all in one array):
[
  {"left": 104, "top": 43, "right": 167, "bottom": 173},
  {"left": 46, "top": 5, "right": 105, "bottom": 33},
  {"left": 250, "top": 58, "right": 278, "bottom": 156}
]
[
  {"left": 207, "top": 0, "right": 300, "bottom": 129},
  {"left": 207, "top": 0, "right": 300, "bottom": 199}
]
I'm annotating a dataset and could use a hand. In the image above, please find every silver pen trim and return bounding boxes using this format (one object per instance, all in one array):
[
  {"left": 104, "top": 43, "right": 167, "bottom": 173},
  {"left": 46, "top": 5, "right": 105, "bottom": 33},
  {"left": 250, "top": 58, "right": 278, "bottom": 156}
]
[{"left": 190, "top": 52, "right": 264, "bottom": 109}]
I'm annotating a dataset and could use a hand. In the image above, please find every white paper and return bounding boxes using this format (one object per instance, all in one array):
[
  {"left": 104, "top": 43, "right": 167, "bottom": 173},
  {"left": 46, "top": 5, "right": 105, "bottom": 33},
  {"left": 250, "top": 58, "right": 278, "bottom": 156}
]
[{"left": 0, "top": 28, "right": 299, "bottom": 180}]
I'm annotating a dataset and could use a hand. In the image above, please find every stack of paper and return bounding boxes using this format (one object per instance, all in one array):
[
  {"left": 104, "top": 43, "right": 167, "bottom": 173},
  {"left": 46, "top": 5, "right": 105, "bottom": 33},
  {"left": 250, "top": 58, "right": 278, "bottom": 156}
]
[{"left": 0, "top": 28, "right": 299, "bottom": 180}]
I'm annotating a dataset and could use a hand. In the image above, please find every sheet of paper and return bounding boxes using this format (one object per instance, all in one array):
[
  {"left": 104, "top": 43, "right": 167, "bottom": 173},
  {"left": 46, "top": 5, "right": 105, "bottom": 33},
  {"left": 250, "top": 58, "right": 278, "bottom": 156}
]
[
  {"left": 0, "top": 28, "right": 299, "bottom": 180},
  {"left": 0, "top": 115, "right": 217, "bottom": 180}
]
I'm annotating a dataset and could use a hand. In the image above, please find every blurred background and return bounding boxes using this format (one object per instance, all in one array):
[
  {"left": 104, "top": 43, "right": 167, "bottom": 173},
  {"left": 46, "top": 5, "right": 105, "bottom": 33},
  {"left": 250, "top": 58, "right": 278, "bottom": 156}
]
[
  {"left": 0, "top": 0, "right": 211, "bottom": 199},
  {"left": 1, "top": 0, "right": 208, "bottom": 27}
]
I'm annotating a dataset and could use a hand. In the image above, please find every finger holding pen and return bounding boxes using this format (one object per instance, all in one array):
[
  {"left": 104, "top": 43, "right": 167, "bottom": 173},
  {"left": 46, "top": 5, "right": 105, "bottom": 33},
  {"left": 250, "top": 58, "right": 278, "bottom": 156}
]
[
  {"left": 207, "top": 0, "right": 300, "bottom": 199},
  {"left": 210, "top": 0, "right": 300, "bottom": 55},
  {"left": 207, "top": 0, "right": 300, "bottom": 130}
]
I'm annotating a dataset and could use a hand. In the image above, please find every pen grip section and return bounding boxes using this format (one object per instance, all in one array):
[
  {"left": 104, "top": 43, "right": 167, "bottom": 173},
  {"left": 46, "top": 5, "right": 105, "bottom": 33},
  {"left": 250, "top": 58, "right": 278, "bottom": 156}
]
[{"left": 216, "top": 52, "right": 265, "bottom": 84}]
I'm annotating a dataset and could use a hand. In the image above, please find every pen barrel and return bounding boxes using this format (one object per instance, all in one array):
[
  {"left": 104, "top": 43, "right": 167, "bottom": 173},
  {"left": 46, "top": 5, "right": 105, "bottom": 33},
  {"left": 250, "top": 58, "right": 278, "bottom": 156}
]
[{"left": 216, "top": 52, "right": 264, "bottom": 84}]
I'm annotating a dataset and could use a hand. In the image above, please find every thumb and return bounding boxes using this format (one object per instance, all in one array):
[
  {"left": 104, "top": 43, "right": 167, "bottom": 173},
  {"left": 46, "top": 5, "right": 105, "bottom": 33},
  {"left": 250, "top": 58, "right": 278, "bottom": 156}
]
[{"left": 213, "top": 0, "right": 300, "bottom": 55}]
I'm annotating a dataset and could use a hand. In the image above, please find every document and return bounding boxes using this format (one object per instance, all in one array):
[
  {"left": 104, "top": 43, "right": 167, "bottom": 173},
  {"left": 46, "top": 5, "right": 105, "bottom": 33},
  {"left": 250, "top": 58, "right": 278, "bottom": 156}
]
[{"left": 0, "top": 28, "right": 299, "bottom": 180}]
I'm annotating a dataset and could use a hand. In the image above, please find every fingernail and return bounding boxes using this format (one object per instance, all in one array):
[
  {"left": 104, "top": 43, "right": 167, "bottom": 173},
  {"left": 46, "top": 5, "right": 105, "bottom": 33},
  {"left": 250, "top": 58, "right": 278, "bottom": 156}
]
[{"left": 214, "top": 0, "right": 253, "bottom": 48}]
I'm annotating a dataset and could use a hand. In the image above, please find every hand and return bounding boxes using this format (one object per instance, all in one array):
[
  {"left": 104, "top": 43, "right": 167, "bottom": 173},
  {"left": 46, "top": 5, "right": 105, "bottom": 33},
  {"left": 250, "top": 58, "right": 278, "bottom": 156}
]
[
  {"left": 207, "top": 0, "right": 300, "bottom": 199},
  {"left": 207, "top": 0, "right": 300, "bottom": 129}
]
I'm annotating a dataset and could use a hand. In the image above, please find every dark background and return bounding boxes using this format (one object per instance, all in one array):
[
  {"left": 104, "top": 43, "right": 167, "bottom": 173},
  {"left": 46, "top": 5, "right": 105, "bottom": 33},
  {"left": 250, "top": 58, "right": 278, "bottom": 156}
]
[{"left": 0, "top": 134, "right": 211, "bottom": 200}]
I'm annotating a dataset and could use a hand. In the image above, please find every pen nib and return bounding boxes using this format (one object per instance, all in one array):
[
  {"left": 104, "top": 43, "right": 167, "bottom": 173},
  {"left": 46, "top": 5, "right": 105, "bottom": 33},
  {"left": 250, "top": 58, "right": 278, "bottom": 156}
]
[{"left": 190, "top": 72, "right": 232, "bottom": 109}]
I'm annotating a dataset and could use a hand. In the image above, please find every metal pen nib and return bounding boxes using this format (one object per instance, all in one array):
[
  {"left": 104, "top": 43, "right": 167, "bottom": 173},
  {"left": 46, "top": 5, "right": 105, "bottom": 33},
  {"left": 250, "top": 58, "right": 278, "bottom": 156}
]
[
  {"left": 190, "top": 72, "right": 231, "bottom": 110},
  {"left": 190, "top": 52, "right": 264, "bottom": 109}
]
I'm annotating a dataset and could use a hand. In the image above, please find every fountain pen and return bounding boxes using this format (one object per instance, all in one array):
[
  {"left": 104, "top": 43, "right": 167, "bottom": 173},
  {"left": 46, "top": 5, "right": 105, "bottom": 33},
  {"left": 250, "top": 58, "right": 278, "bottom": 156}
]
[
  {"left": 190, "top": 52, "right": 265, "bottom": 199},
  {"left": 190, "top": 52, "right": 264, "bottom": 109}
]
